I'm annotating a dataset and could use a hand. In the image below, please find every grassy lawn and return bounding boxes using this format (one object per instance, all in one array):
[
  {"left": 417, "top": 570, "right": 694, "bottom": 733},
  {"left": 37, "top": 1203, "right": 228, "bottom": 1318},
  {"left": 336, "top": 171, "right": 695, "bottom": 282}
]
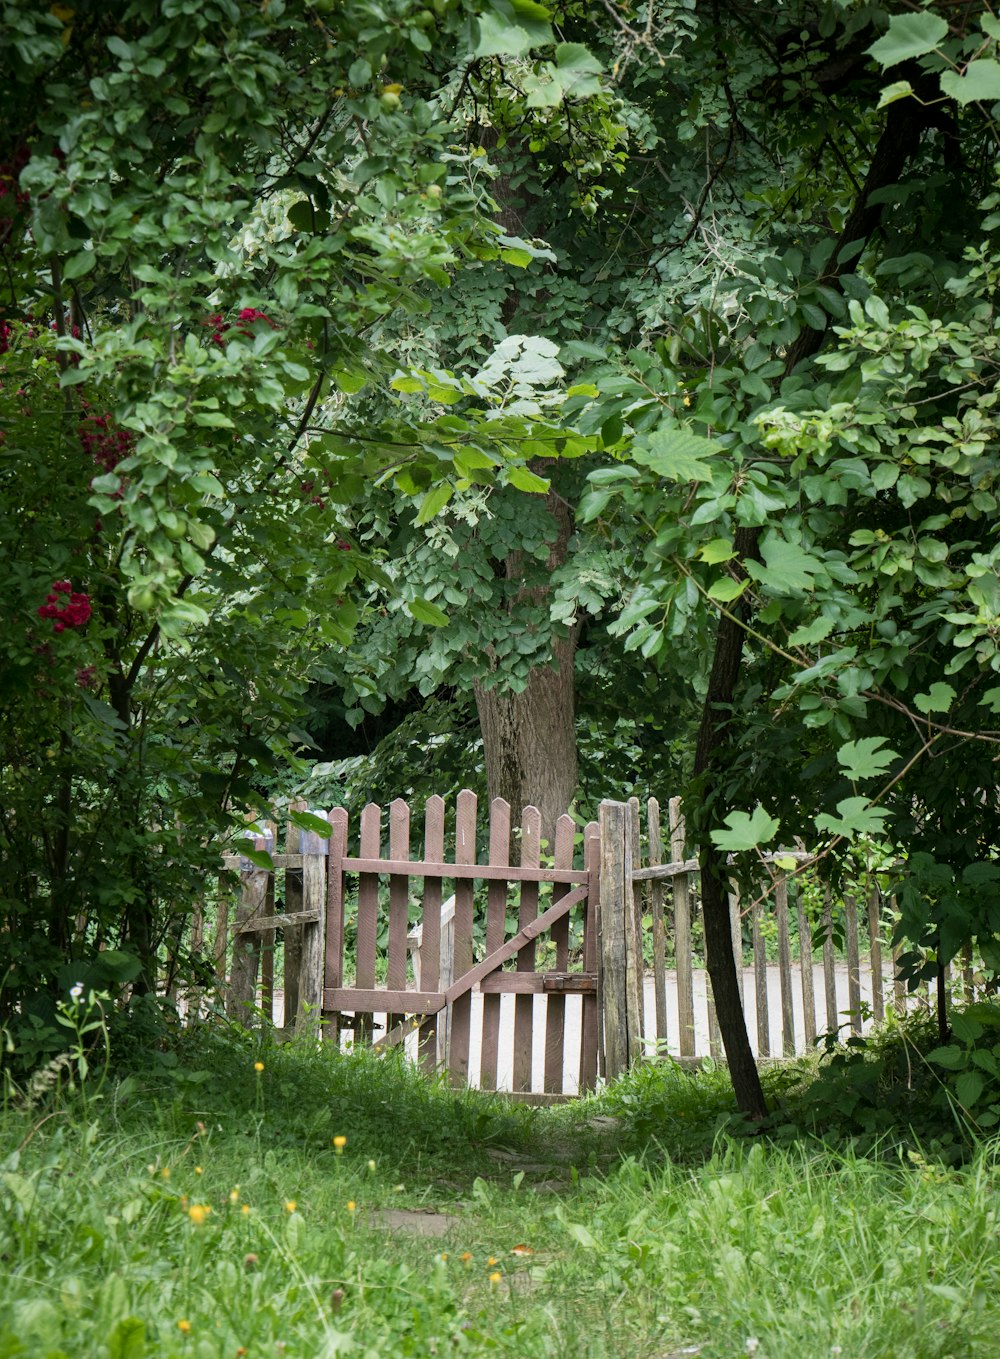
[{"left": 2, "top": 1026, "right": 999, "bottom": 1358}]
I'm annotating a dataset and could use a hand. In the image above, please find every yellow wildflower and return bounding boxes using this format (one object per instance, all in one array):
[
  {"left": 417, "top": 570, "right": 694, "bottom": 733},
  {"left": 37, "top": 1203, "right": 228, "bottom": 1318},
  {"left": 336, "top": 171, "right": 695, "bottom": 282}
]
[
  {"left": 177, "top": 1319, "right": 192, "bottom": 1333},
  {"left": 188, "top": 1203, "right": 210, "bottom": 1225},
  {"left": 254, "top": 1061, "right": 265, "bottom": 1072},
  {"left": 229, "top": 1189, "right": 240, "bottom": 1204},
  {"left": 285, "top": 1199, "right": 297, "bottom": 1213},
  {"left": 241, "top": 1204, "right": 250, "bottom": 1216},
  {"left": 333, "top": 1135, "right": 347, "bottom": 1152},
  {"left": 194, "top": 1166, "right": 203, "bottom": 1175},
  {"left": 347, "top": 1200, "right": 356, "bottom": 1213},
  {"left": 488, "top": 1271, "right": 502, "bottom": 1285}
]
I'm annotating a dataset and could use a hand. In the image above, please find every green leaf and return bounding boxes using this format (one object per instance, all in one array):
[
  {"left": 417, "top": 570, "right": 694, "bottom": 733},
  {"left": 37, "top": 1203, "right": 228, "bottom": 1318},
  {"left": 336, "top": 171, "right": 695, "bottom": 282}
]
[
  {"left": 837, "top": 737, "right": 898, "bottom": 782},
  {"left": 474, "top": 14, "right": 534, "bottom": 57},
  {"left": 707, "top": 576, "right": 748, "bottom": 603},
  {"left": 956, "top": 1070, "right": 986, "bottom": 1108},
  {"left": 788, "top": 614, "right": 835, "bottom": 646},
  {"left": 107, "top": 1316, "right": 147, "bottom": 1359},
  {"left": 877, "top": 79, "right": 914, "bottom": 109},
  {"left": 633, "top": 428, "right": 717, "bottom": 482},
  {"left": 699, "top": 538, "right": 736, "bottom": 565},
  {"left": 507, "top": 466, "right": 550, "bottom": 493},
  {"left": 414, "top": 482, "right": 453, "bottom": 525},
  {"left": 814, "top": 797, "right": 890, "bottom": 838},
  {"left": 866, "top": 13, "right": 948, "bottom": 68},
  {"left": 709, "top": 805, "right": 780, "bottom": 852},
  {"left": 288, "top": 809, "right": 332, "bottom": 838},
  {"left": 566, "top": 1221, "right": 600, "bottom": 1249},
  {"left": 240, "top": 847, "right": 275, "bottom": 870},
  {"left": 979, "top": 686, "right": 1000, "bottom": 714},
  {"left": 63, "top": 249, "right": 96, "bottom": 280},
  {"left": 408, "top": 597, "right": 449, "bottom": 627},
  {"left": 752, "top": 534, "right": 825, "bottom": 594},
  {"left": 940, "top": 60, "right": 1000, "bottom": 106},
  {"left": 914, "top": 682, "right": 956, "bottom": 714}
]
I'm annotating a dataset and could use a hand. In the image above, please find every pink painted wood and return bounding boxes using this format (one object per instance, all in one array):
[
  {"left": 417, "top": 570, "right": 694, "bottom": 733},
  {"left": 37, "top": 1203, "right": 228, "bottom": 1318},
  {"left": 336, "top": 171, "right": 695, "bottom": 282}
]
[
  {"left": 480, "top": 798, "right": 511, "bottom": 1091},
  {"left": 449, "top": 789, "right": 477, "bottom": 1085}
]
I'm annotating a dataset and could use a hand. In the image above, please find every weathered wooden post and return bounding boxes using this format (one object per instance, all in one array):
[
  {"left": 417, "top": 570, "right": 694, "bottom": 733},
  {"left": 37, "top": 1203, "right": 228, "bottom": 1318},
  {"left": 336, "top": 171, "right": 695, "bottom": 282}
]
[
  {"left": 227, "top": 824, "right": 274, "bottom": 1022},
  {"left": 669, "top": 798, "right": 696, "bottom": 1058},
  {"left": 599, "top": 800, "right": 643, "bottom": 1079},
  {"left": 296, "top": 810, "right": 328, "bottom": 1032}
]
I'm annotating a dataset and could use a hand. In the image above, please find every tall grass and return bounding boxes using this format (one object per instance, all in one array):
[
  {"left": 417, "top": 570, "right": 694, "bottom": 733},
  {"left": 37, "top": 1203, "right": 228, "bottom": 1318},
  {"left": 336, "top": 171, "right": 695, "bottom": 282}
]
[{"left": 2, "top": 1026, "right": 999, "bottom": 1357}]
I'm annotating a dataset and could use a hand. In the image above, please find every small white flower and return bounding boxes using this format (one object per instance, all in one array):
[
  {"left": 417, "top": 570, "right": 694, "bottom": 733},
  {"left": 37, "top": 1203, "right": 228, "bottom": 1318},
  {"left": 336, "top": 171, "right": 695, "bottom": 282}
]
[{"left": 70, "top": 983, "right": 84, "bottom": 1001}]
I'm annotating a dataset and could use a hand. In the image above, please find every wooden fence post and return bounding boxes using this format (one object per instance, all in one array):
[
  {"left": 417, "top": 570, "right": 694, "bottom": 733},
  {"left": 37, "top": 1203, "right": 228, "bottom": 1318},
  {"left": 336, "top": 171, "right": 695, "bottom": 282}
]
[
  {"left": 296, "top": 810, "right": 328, "bottom": 1032},
  {"left": 227, "top": 824, "right": 273, "bottom": 1022},
  {"left": 599, "top": 800, "right": 643, "bottom": 1079}
]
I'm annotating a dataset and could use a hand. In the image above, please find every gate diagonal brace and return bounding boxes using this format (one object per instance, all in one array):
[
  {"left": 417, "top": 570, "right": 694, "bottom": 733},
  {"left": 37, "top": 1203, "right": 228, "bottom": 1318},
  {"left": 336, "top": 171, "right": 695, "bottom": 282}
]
[{"left": 339, "top": 882, "right": 591, "bottom": 1051}]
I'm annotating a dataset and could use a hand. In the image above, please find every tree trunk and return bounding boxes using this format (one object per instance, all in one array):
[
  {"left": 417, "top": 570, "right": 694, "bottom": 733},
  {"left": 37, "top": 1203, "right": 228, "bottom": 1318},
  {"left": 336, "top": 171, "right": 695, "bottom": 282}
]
[
  {"left": 473, "top": 490, "right": 579, "bottom": 843},
  {"left": 692, "top": 97, "right": 930, "bottom": 1121},
  {"left": 474, "top": 630, "right": 577, "bottom": 845}
]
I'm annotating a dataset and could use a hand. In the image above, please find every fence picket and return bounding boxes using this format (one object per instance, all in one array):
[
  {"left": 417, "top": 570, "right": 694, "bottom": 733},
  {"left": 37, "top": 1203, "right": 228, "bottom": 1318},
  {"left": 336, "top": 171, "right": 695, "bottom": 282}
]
[
  {"left": 325, "top": 808, "right": 348, "bottom": 1042},
  {"left": 845, "top": 894, "right": 862, "bottom": 1034},
  {"left": 729, "top": 886, "right": 744, "bottom": 1008},
  {"left": 647, "top": 799, "right": 667, "bottom": 1052},
  {"left": 867, "top": 884, "right": 884, "bottom": 1024},
  {"left": 449, "top": 789, "right": 477, "bottom": 1086},
  {"left": 386, "top": 799, "right": 411, "bottom": 1040},
  {"left": 822, "top": 892, "right": 838, "bottom": 1033},
  {"left": 798, "top": 893, "right": 816, "bottom": 1048},
  {"left": 544, "top": 814, "right": 575, "bottom": 1093},
  {"left": 752, "top": 894, "right": 770, "bottom": 1058},
  {"left": 776, "top": 875, "right": 795, "bottom": 1057},
  {"left": 420, "top": 795, "right": 446, "bottom": 1070},
  {"left": 480, "top": 798, "right": 511, "bottom": 1091},
  {"left": 669, "top": 799, "right": 696, "bottom": 1058},
  {"left": 580, "top": 820, "right": 600, "bottom": 1091},
  {"left": 356, "top": 803, "right": 381, "bottom": 1045},
  {"left": 513, "top": 806, "right": 541, "bottom": 1093},
  {"left": 298, "top": 813, "right": 327, "bottom": 1026},
  {"left": 284, "top": 800, "right": 306, "bottom": 1026}
]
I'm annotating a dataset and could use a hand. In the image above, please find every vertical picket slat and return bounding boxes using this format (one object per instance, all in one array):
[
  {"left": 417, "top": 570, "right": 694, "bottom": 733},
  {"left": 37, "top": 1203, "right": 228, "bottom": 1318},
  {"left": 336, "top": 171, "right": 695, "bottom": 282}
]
[
  {"left": 260, "top": 819, "right": 276, "bottom": 1023},
  {"left": 356, "top": 803, "right": 381, "bottom": 1045},
  {"left": 580, "top": 820, "right": 600, "bottom": 1092},
  {"left": 647, "top": 799, "right": 667, "bottom": 1052},
  {"left": 325, "top": 807, "right": 348, "bottom": 1041},
  {"left": 228, "top": 842, "right": 269, "bottom": 1022},
  {"left": 669, "top": 798, "right": 695, "bottom": 1058},
  {"left": 867, "top": 883, "right": 884, "bottom": 1024},
  {"left": 298, "top": 813, "right": 327, "bottom": 1027},
  {"left": 729, "top": 886, "right": 744, "bottom": 1008},
  {"left": 845, "top": 893, "right": 862, "bottom": 1034},
  {"left": 514, "top": 806, "right": 541, "bottom": 1093},
  {"left": 544, "top": 814, "right": 575, "bottom": 1093},
  {"left": 798, "top": 889, "right": 816, "bottom": 1048},
  {"left": 627, "top": 797, "right": 645, "bottom": 1045},
  {"left": 480, "top": 798, "right": 511, "bottom": 1091},
  {"left": 752, "top": 893, "right": 770, "bottom": 1058},
  {"left": 420, "top": 795, "right": 446, "bottom": 1071},
  {"left": 893, "top": 942, "right": 906, "bottom": 1015},
  {"left": 284, "top": 801, "right": 306, "bottom": 1027},
  {"left": 822, "top": 892, "right": 838, "bottom": 1033},
  {"left": 962, "top": 942, "right": 975, "bottom": 1003},
  {"left": 449, "top": 789, "right": 477, "bottom": 1086},
  {"left": 386, "top": 799, "right": 411, "bottom": 1039},
  {"left": 776, "top": 875, "right": 795, "bottom": 1056}
]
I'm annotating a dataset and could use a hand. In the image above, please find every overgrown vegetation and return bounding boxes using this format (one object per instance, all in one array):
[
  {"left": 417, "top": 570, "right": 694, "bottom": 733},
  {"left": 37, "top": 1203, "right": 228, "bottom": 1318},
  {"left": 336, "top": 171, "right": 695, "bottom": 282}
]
[{"left": 4, "top": 1023, "right": 1000, "bottom": 1358}]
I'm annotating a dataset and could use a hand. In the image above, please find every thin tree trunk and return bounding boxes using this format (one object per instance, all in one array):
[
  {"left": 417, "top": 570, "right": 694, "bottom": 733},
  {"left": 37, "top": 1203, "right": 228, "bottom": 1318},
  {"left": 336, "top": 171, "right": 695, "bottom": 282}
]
[{"left": 693, "top": 97, "right": 930, "bottom": 1121}]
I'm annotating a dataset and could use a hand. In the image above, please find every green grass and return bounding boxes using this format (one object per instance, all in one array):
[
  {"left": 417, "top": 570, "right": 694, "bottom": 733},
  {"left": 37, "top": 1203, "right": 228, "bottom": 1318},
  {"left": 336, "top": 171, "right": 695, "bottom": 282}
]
[{"left": 3, "top": 1026, "right": 1000, "bottom": 1358}]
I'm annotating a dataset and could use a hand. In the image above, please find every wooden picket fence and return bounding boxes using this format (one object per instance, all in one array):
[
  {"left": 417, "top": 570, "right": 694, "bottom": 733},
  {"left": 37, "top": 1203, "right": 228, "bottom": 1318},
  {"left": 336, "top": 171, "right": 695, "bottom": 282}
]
[
  {"left": 216, "top": 788, "right": 969, "bottom": 1098},
  {"left": 220, "top": 791, "right": 601, "bottom": 1101}
]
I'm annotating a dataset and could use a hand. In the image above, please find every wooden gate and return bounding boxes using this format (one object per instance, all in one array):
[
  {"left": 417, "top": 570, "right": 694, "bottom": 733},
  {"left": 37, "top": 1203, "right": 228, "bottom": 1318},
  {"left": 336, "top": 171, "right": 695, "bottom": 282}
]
[{"left": 322, "top": 790, "right": 600, "bottom": 1100}]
